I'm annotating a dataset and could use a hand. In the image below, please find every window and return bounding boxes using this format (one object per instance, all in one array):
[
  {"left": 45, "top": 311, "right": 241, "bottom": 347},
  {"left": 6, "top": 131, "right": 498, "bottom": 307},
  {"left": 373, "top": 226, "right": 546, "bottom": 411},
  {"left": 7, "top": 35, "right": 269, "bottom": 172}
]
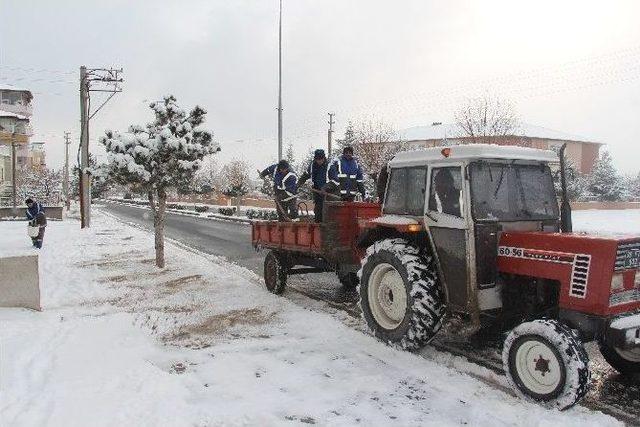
[
  {"left": 470, "top": 162, "right": 558, "bottom": 221},
  {"left": 428, "top": 167, "right": 463, "bottom": 217},
  {"left": 383, "top": 167, "right": 427, "bottom": 216}
]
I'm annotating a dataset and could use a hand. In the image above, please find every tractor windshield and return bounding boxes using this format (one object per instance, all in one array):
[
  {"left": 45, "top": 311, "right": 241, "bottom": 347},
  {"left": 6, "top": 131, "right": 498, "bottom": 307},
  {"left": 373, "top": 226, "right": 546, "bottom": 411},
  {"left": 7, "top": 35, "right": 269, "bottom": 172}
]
[{"left": 469, "top": 161, "right": 558, "bottom": 221}]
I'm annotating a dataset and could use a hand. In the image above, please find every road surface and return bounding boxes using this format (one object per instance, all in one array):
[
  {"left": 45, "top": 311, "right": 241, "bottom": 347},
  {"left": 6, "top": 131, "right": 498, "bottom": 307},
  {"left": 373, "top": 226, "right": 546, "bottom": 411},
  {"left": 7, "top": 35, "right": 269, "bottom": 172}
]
[{"left": 99, "top": 200, "right": 639, "bottom": 424}]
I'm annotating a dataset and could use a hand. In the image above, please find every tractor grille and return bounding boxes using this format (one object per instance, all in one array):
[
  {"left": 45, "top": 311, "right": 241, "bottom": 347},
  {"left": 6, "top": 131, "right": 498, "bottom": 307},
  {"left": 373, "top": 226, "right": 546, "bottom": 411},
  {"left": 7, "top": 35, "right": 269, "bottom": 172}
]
[
  {"left": 615, "top": 241, "right": 640, "bottom": 271},
  {"left": 569, "top": 254, "right": 591, "bottom": 298}
]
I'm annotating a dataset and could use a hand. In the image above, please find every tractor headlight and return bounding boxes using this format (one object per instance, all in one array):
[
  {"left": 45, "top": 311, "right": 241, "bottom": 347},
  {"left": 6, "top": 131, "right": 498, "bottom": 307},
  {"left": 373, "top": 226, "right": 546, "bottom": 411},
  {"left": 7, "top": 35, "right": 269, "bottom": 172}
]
[{"left": 611, "top": 273, "right": 624, "bottom": 292}]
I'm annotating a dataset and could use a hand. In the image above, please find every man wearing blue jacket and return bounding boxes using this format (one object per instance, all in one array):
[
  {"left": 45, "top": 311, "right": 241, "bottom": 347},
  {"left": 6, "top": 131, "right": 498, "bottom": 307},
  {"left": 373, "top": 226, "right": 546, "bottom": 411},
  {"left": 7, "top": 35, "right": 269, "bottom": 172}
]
[
  {"left": 324, "top": 146, "right": 366, "bottom": 201},
  {"left": 298, "top": 149, "right": 328, "bottom": 222},
  {"left": 260, "top": 160, "right": 298, "bottom": 221},
  {"left": 25, "top": 198, "right": 47, "bottom": 248}
]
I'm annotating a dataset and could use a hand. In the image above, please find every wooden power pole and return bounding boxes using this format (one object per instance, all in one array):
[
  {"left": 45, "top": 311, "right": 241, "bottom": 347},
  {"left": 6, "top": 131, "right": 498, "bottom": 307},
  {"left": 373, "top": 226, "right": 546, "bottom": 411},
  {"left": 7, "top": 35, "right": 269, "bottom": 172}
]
[
  {"left": 79, "top": 66, "right": 89, "bottom": 227},
  {"left": 78, "top": 65, "right": 123, "bottom": 228},
  {"left": 63, "top": 131, "right": 71, "bottom": 210}
]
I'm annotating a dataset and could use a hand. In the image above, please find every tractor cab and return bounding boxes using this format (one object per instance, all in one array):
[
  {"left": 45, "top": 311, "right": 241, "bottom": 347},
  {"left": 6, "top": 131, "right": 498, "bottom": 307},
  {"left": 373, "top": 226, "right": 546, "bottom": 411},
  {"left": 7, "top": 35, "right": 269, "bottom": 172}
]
[{"left": 379, "top": 144, "right": 560, "bottom": 319}]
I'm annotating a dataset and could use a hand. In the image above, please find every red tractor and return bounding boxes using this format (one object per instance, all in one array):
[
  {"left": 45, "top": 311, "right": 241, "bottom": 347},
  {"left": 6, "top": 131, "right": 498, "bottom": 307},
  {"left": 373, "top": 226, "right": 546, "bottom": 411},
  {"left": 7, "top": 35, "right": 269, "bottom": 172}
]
[{"left": 252, "top": 144, "right": 640, "bottom": 409}]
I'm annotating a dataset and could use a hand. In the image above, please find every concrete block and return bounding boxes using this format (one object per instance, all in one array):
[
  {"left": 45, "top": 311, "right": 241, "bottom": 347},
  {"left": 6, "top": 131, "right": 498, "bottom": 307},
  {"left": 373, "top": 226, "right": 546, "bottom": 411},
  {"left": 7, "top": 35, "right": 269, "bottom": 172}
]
[{"left": 0, "top": 254, "right": 41, "bottom": 311}]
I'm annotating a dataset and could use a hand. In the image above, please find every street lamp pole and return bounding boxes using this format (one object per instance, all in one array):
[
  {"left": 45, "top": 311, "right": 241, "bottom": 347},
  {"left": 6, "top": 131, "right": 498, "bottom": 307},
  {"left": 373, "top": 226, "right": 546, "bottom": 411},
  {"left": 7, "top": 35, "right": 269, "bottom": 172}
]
[{"left": 277, "top": 0, "right": 283, "bottom": 160}]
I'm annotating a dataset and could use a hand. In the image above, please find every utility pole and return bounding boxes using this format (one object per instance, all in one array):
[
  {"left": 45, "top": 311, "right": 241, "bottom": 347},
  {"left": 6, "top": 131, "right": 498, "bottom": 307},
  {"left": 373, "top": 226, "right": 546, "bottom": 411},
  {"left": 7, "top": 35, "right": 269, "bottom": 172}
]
[
  {"left": 327, "top": 113, "right": 335, "bottom": 156},
  {"left": 277, "top": 0, "right": 283, "bottom": 160},
  {"left": 79, "top": 66, "right": 89, "bottom": 227},
  {"left": 63, "top": 131, "right": 71, "bottom": 210},
  {"left": 11, "top": 135, "right": 16, "bottom": 208},
  {"left": 78, "top": 66, "right": 123, "bottom": 228}
]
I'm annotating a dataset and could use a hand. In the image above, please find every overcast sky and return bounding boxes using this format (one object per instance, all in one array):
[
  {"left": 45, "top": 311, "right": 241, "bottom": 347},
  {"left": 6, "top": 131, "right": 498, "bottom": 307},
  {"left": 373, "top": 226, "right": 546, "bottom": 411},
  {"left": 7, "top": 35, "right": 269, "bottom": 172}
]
[{"left": 1, "top": 0, "right": 639, "bottom": 174}]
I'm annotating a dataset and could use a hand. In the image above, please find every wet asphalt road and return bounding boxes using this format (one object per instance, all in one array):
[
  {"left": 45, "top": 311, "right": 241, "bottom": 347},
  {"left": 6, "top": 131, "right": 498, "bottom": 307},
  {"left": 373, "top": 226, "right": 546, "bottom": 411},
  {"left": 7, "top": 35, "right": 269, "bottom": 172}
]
[{"left": 99, "top": 201, "right": 639, "bottom": 424}]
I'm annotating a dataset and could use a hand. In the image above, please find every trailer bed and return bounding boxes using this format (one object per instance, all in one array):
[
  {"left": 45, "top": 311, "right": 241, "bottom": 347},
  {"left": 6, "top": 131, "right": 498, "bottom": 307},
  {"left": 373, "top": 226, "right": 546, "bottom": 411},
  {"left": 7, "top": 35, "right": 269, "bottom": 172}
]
[{"left": 252, "top": 202, "right": 381, "bottom": 265}]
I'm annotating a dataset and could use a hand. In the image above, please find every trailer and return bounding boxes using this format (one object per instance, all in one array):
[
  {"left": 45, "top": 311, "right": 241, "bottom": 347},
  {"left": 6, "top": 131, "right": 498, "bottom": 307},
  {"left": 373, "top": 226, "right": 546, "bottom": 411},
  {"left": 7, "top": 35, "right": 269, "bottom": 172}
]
[{"left": 251, "top": 201, "right": 380, "bottom": 292}]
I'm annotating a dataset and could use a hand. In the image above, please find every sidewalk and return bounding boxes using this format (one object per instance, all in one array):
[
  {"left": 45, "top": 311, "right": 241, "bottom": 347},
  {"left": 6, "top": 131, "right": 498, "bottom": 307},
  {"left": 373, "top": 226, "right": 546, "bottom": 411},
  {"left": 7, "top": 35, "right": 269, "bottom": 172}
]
[{"left": 0, "top": 211, "right": 619, "bottom": 426}]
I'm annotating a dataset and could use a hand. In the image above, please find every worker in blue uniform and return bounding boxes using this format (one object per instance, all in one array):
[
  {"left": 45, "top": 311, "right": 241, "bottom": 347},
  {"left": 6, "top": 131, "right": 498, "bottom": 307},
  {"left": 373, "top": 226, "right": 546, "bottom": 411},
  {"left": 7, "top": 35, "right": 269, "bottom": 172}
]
[
  {"left": 324, "top": 146, "right": 366, "bottom": 201},
  {"left": 260, "top": 160, "right": 298, "bottom": 221},
  {"left": 298, "top": 149, "right": 329, "bottom": 222}
]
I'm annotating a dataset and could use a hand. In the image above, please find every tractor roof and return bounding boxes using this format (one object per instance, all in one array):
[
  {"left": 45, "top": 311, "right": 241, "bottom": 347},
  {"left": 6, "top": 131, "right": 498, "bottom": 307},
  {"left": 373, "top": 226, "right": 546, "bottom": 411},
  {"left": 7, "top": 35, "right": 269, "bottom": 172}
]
[{"left": 389, "top": 144, "right": 558, "bottom": 167}]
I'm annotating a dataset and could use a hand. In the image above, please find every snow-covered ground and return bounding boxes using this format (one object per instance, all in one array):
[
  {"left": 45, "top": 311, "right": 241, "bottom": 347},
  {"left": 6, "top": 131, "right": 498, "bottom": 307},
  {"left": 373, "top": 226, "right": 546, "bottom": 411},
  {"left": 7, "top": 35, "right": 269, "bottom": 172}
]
[
  {"left": 1, "top": 210, "right": 636, "bottom": 426},
  {"left": 573, "top": 209, "right": 640, "bottom": 235}
]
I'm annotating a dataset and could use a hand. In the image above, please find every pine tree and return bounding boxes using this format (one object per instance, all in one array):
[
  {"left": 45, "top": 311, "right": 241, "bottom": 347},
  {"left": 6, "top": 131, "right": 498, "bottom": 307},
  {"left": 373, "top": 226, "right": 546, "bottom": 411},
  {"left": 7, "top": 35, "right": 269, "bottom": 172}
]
[
  {"left": 550, "top": 147, "right": 585, "bottom": 201},
  {"left": 285, "top": 142, "right": 296, "bottom": 171},
  {"left": 334, "top": 121, "right": 355, "bottom": 158},
  {"left": 584, "top": 151, "right": 626, "bottom": 202},
  {"left": 100, "top": 95, "right": 219, "bottom": 267}
]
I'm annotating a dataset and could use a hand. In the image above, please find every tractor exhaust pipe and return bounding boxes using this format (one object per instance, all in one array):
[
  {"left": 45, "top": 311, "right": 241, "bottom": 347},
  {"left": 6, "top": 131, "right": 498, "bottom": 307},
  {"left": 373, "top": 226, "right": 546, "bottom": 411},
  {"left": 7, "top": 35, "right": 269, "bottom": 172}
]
[{"left": 558, "top": 143, "right": 572, "bottom": 232}]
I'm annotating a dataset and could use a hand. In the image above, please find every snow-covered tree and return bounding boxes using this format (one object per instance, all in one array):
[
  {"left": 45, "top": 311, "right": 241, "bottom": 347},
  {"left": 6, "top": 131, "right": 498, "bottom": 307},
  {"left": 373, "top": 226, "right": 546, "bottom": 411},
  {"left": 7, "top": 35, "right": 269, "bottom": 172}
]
[
  {"left": 71, "top": 154, "right": 112, "bottom": 200},
  {"left": 584, "top": 151, "right": 626, "bottom": 202},
  {"left": 220, "top": 160, "right": 250, "bottom": 198},
  {"left": 296, "top": 148, "right": 316, "bottom": 201},
  {"left": 100, "top": 95, "right": 219, "bottom": 267},
  {"left": 193, "top": 155, "right": 220, "bottom": 194},
  {"left": 16, "top": 165, "right": 62, "bottom": 205},
  {"left": 220, "top": 159, "right": 250, "bottom": 214},
  {"left": 335, "top": 118, "right": 404, "bottom": 198},
  {"left": 550, "top": 147, "right": 585, "bottom": 201},
  {"left": 334, "top": 121, "right": 355, "bottom": 158},
  {"left": 285, "top": 142, "right": 297, "bottom": 172},
  {"left": 454, "top": 95, "right": 520, "bottom": 144},
  {"left": 624, "top": 173, "right": 640, "bottom": 201}
]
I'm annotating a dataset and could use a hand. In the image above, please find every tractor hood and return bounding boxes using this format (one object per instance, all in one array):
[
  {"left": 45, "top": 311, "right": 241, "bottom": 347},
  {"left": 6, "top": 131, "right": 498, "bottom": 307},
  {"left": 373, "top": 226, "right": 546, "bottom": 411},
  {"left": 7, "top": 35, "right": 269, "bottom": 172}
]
[{"left": 497, "top": 231, "right": 640, "bottom": 317}]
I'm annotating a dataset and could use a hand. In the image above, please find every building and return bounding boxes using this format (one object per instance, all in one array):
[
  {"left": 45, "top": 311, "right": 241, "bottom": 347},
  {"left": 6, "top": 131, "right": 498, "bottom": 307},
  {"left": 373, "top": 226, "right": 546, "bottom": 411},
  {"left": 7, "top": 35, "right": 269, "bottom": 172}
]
[
  {"left": 396, "top": 123, "right": 602, "bottom": 174},
  {"left": 0, "top": 84, "right": 34, "bottom": 204}
]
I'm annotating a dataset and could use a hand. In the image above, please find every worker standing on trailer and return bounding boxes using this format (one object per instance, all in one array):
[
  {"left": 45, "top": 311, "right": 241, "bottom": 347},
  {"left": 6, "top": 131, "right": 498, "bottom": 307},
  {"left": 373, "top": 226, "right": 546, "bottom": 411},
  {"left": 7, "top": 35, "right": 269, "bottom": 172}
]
[
  {"left": 259, "top": 160, "right": 299, "bottom": 221},
  {"left": 298, "top": 149, "right": 329, "bottom": 222},
  {"left": 324, "top": 146, "right": 366, "bottom": 201}
]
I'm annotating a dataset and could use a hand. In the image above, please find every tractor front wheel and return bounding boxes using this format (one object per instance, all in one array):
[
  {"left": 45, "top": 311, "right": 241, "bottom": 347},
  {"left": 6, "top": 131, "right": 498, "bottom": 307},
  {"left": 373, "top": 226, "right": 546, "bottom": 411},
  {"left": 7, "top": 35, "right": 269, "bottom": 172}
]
[
  {"left": 599, "top": 341, "right": 640, "bottom": 379},
  {"left": 264, "top": 251, "right": 287, "bottom": 295},
  {"left": 502, "top": 319, "right": 590, "bottom": 409}
]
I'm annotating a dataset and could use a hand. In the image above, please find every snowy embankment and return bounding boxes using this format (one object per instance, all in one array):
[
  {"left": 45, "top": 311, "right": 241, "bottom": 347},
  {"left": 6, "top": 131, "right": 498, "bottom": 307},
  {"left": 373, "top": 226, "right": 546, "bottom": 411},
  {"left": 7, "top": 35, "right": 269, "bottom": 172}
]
[{"left": 0, "top": 211, "right": 627, "bottom": 426}]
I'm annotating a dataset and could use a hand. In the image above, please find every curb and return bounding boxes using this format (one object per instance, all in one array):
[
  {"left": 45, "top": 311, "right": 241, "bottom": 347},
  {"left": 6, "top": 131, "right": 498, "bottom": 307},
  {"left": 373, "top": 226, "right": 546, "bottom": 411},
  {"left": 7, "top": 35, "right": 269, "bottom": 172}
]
[{"left": 102, "top": 199, "right": 252, "bottom": 225}]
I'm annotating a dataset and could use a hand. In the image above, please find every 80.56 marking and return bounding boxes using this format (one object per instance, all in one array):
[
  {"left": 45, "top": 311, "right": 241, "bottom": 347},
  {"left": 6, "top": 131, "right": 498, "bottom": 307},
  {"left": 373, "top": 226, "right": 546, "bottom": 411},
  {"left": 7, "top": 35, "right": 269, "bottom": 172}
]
[{"left": 498, "top": 246, "right": 524, "bottom": 257}]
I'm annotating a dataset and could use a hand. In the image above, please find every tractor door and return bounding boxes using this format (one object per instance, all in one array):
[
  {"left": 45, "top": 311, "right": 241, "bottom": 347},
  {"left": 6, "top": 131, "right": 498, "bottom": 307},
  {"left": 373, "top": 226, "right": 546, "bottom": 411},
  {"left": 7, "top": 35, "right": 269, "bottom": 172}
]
[{"left": 424, "top": 165, "right": 475, "bottom": 315}]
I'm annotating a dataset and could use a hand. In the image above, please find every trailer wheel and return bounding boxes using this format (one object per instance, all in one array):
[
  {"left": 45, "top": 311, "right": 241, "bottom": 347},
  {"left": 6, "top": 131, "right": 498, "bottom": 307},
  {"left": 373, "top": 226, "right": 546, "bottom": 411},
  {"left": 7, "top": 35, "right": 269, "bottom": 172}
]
[
  {"left": 264, "top": 251, "right": 287, "bottom": 295},
  {"left": 337, "top": 271, "right": 359, "bottom": 289},
  {"left": 502, "top": 319, "right": 590, "bottom": 409},
  {"left": 358, "top": 238, "right": 445, "bottom": 350},
  {"left": 599, "top": 341, "right": 640, "bottom": 379}
]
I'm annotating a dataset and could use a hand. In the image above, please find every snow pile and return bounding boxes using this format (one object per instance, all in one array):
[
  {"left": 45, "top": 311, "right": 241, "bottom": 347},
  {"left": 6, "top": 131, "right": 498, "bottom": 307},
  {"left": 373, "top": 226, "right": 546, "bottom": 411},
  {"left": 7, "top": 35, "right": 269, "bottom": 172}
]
[{"left": 0, "top": 213, "right": 621, "bottom": 426}]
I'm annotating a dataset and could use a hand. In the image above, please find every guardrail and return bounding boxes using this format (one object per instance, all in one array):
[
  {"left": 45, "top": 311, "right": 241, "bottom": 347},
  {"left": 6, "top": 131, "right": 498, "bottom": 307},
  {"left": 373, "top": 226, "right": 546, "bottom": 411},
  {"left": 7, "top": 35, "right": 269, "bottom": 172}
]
[{"left": 0, "top": 206, "right": 63, "bottom": 220}]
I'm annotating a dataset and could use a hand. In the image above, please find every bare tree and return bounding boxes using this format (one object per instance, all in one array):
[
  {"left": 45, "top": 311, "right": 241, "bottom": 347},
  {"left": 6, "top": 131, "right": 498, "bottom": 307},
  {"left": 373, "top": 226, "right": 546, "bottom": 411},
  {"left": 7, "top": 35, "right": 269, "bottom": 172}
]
[
  {"left": 16, "top": 165, "right": 62, "bottom": 205},
  {"left": 454, "top": 95, "right": 520, "bottom": 144},
  {"left": 220, "top": 159, "right": 251, "bottom": 214},
  {"left": 337, "top": 118, "right": 403, "bottom": 177},
  {"left": 194, "top": 155, "right": 220, "bottom": 193}
]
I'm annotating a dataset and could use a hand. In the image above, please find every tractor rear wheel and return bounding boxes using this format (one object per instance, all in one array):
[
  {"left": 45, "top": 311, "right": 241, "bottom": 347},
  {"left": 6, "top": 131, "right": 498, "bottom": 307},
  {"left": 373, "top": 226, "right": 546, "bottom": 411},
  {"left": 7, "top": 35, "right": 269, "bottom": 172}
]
[
  {"left": 502, "top": 319, "right": 590, "bottom": 409},
  {"left": 358, "top": 238, "right": 445, "bottom": 350},
  {"left": 264, "top": 251, "right": 287, "bottom": 295},
  {"left": 599, "top": 341, "right": 640, "bottom": 379}
]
